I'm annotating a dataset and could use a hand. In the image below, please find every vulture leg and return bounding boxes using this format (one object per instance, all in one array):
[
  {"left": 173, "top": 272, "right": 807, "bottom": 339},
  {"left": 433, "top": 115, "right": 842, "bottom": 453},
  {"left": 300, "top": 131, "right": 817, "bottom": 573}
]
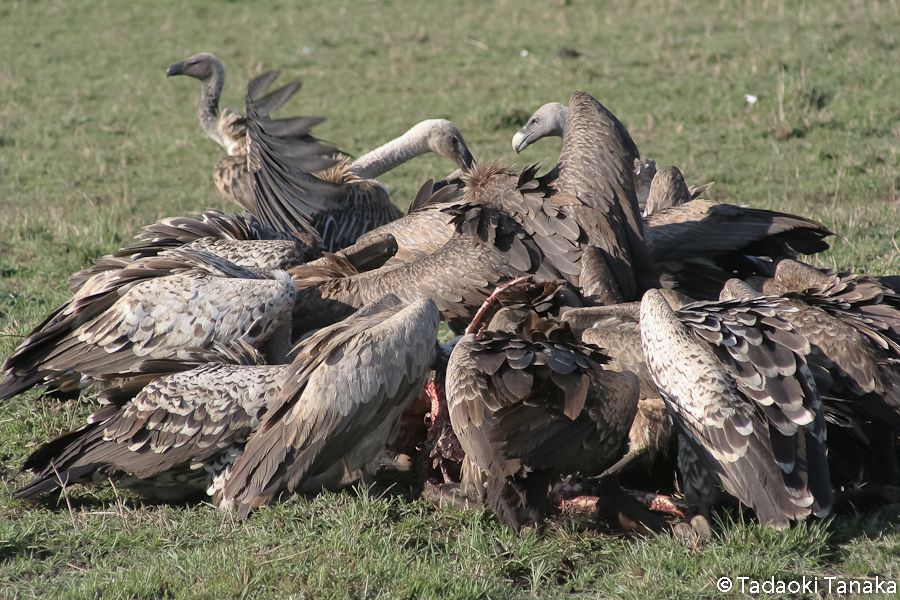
[{"left": 590, "top": 447, "right": 653, "bottom": 481}]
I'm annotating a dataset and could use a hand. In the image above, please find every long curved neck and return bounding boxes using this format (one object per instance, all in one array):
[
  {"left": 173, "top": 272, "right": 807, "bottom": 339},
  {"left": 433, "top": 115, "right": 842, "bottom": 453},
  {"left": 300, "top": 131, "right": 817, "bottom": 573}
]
[
  {"left": 349, "top": 120, "right": 438, "bottom": 180},
  {"left": 199, "top": 61, "right": 226, "bottom": 147}
]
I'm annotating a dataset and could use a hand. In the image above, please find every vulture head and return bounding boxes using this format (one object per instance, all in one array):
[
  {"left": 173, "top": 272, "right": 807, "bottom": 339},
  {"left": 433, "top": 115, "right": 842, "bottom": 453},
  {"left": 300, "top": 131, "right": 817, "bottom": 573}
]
[
  {"left": 166, "top": 52, "right": 222, "bottom": 81},
  {"left": 423, "top": 119, "right": 475, "bottom": 171},
  {"left": 511, "top": 102, "right": 569, "bottom": 153}
]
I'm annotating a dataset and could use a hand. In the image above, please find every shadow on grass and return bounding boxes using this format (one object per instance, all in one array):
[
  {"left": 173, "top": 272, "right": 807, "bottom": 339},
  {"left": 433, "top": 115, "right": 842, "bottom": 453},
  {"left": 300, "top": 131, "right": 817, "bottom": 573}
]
[
  {"left": 828, "top": 503, "right": 900, "bottom": 545},
  {"left": 0, "top": 533, "right": 54, "bottom": 564}
]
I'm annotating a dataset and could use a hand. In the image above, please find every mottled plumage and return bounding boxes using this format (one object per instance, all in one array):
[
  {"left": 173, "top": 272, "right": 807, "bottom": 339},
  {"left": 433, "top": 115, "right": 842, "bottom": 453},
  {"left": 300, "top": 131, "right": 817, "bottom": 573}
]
[
  {"left": 446, "top": 311, "right": 638, "bottom": 531},
  {"left": 574, "top": 310, "right": 672, "bottom": 461},
  {"left": 13, "top": 341, "right": 280, "bottom": 502},
  {"left": 223, "top": 296, "right": 440, "bottom": 517},
  {"left": 731, "top": 261, "right": 900, "bottom": 486},
  {"left": 0, "top": 250, "right": 295, "bottom": 401},
  {"left": 511, "top": 106, "right": 823, "bottom": 299},
  {"left": 16, "top": 295, "right": 441, "bottom": 514},
  {"left": 289, "top": 92, "right": 658, "bottom": 338},
  {"left": 640, "top": 288, "right": 832, "bottom": 527},
  {"left": 68, "top": 209, "right": 318, "bottom": 293}
]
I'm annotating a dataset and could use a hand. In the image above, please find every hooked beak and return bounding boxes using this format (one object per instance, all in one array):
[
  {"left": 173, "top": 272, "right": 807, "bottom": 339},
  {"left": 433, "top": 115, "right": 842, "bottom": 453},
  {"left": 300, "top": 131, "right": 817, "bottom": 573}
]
[
  {"left": 166, "top": 62, "right": 185, "bottom": 77},
  {"left": 458, "top": 146, "right": 475, "bottom": 171},
  {"left": 512, "top": 129, "right": 532, "bottom": 154}
]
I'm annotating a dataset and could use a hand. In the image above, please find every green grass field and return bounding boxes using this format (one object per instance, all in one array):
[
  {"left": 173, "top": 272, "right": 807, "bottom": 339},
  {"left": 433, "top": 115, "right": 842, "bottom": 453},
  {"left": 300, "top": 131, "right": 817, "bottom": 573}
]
[{"left": 3, "top": 0, "right": 900, "bottom": 597}]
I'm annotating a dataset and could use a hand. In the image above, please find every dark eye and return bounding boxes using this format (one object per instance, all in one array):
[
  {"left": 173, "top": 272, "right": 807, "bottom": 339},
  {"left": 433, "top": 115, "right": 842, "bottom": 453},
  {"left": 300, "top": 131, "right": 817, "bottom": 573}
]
[{"left": 531, "top": 117, "right": 540, "bottom": 125}]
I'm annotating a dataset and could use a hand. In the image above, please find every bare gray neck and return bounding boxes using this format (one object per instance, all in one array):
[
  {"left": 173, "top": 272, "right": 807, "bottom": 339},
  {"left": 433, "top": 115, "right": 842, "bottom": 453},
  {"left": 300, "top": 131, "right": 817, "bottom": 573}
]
[
  {"left": 199, "top": 61, "right": 226, "bottom": 148},
  {"left": 348, "top": 120, "right": 436, "bottom": 180},
  {"left": 549, "top": 104, "right": 569, "bottom": 139}
]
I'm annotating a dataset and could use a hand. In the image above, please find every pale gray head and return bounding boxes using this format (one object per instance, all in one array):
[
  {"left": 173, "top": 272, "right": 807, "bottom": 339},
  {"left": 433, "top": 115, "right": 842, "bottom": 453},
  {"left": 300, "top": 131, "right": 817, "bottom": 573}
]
[
  {"left": 422, "top": 120, "right": 475, "bottom": 171},
  {"left": 166, "top": 52, "right": 222, "bottom": 81},
  {"left": 512, "top": 102, "right": 569, "bottom": 153}
]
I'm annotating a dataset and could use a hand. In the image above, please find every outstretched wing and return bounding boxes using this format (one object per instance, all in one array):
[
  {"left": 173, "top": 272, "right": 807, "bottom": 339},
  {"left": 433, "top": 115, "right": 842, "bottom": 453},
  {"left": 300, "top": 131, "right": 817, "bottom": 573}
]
[
  {"left": 244, "top": 71, "right": 341, "bottom": 238},
  {"left": 644, "top": 200, "right": 833, "bottom": 261}
]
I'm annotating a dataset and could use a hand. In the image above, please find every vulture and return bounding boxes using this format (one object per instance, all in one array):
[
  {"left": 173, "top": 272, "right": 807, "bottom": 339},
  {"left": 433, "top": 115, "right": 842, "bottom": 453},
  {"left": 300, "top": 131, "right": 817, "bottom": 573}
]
[
  {"left": 412, "top": 105, "right": 834, "bottom": 305},
  {"left": 723, "top": 261, "right": 900, "bottom": 487},
  {"left": 640, "top": 288, "right": 832, "bottom": 528},
  {"left": 167, "top": 59, "right": 338, "bottom": 239},
  {"left": 445, "top": 291, "right": 639, "bottom": 531},
  {"left": 512, "top": 103, "right": 715, "bottom": 211},
  {"left": 0, "top": 249, "right": 295, "bottom": 402},
  {"left": 288, "top": 91, "right": 658, "bottom": 338},
  {"left": 221, "top": 295, "right": 440, "bottom": 516},
  {"left": 512, "top": 102, "right": 832, "bottom": 268},
  {"left": 511, "top": 102, "right": 568, "bottom": 155},
  {"left": 420, "top": 277, "right": 582, "bottom": 492},
  {"left": 14, "top": 295, "right": 440, "bottom": 513},
  {"left": 642, "top": 164, "right": 714, "bottom": 218},
  {"left": 168, "top": 53, "right": 474, "bottom": 251},
  {"left": 516, "top": 101, "right": 851, "bottom": 270},
  {"left": 251, "top": 110, "right": 473, "bottom": 252},
  {"left": 166, "top": 53, "right": 246, "bottom": 157}
]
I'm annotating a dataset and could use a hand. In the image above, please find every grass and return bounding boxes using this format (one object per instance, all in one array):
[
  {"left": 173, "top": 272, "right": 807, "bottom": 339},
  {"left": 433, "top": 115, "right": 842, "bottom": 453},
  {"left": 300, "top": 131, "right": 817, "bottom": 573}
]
[{"left": 3, "top": 0, "right": 900, "bottom": 597}]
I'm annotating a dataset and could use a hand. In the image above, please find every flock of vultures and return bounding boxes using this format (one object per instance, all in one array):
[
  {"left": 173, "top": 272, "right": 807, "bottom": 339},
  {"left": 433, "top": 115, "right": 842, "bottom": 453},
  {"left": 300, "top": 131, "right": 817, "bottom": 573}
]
[{"left": 5, "top": 53, "right": 900, "bottom": 537}]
